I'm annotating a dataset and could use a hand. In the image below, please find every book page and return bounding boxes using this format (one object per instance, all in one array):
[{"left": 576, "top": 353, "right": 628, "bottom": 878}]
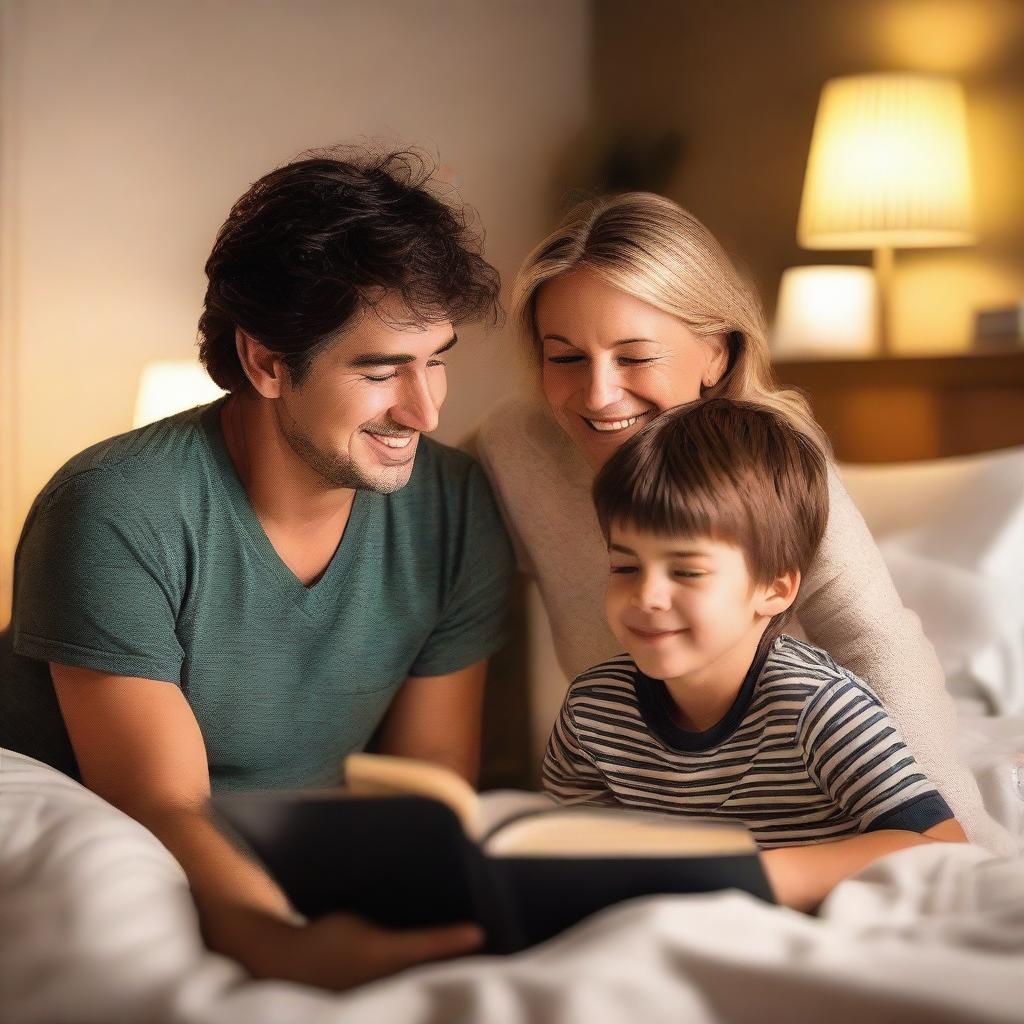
[
  {"left": 485, "top": 808, "right": 757, "bottom": 857},
  {"left": 344, "top": 754, "right": 480, "bottom": 836},
  {"left": 477, "top": 789, "right": 559, "bottom": 839}
]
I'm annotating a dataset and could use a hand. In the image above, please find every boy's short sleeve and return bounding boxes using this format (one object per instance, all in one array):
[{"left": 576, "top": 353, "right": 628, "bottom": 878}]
[
  {"left": 12, "top": 468, "right": 185, "bottom": 683},
  {"left": 542, "top": 691, "right": 614, "bottom": 804},
  {"left": 408, "top": 463, "right": 516, "bottom": 677},
  {"left": 797, "top": 675, "right": 954, "bottom": 834}
]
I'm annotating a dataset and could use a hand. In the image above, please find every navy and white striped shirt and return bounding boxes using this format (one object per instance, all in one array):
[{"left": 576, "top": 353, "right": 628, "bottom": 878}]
[{"left": 543, "top": 634, "right": 953, "bottom": 848}]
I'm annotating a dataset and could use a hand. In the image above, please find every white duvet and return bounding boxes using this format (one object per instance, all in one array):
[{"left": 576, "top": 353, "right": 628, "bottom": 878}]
[{"left": 2, "top": 716, "right": 1023, "bottom": 1024}]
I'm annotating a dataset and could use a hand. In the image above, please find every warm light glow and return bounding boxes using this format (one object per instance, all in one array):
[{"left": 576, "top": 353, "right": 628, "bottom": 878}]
[
  {"left": 772, "top": 266, "right": 878, "bottom": 359},
  {"left": 133, "top": 360, "right": 225, "bottom": 428},
  {"left": 798, "top": 74, "right": 975, "bottom": 250},
  {"left": 875, "top": 0, "right": 1009, "bottom": 75}
]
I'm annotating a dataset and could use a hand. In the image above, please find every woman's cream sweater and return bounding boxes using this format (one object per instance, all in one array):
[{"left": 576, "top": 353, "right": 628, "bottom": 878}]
[{"left": 477, "top": 394, "right": 1012, "bottom": 854}]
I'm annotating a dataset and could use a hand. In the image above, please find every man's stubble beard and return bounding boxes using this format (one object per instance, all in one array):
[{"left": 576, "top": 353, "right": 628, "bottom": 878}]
[{"left": 274, "top": 399, "right": 412, "bottom": 494}]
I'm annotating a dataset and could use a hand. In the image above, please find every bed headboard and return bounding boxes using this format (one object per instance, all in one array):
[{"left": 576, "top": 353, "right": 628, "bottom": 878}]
[{"left": 772, "top": 351, "right": 1024, "bottom": 463}]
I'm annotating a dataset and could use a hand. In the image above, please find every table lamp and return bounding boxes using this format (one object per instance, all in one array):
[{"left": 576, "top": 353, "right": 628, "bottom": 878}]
[
  {"left": 133, "top": 360, "right": 226, "bottom": 428},
  {"left": 797, "top": 73, "right": 975, "bottom": 354},
  {"left": 773, "top": 266, "right": 878, "bottom": 360}
]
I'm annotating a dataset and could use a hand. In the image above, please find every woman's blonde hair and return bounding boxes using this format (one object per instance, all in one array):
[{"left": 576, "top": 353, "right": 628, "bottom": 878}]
[{"left": 512, "top": 192, "right": 829, "bottom": 455}]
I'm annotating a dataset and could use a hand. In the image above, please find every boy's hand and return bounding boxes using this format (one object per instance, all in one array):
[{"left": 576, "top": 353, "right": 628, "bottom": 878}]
[
  {"left": 762, "top": 821, "right": 967, "bottom": 913},
  {"left": 228, "top": 908, "right": 485, "bottom": 991}
]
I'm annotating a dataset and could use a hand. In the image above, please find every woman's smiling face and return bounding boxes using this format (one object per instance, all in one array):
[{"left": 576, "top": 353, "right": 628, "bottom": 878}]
[{"left": 536, "top": 267, "right": 727, "bottom": 469}]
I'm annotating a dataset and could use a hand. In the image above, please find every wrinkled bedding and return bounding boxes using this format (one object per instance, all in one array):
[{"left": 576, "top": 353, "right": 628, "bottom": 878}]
[{"left": 1, "top": 711, "right": 1023, "bottom": 1024}]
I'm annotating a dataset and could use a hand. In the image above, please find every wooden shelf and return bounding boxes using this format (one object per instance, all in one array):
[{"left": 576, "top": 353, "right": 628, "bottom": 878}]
[
  {"left": 774, "top": 350, "right": 1024, "bottom": 387},
  {"left": 771, "top": 350, "right": 1024, "bottom": 463}
]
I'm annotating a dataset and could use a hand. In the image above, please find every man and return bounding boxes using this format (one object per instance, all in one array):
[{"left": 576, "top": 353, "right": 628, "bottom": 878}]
[{"left": 3, "top": 149, "right": 515, "bottom": 988}]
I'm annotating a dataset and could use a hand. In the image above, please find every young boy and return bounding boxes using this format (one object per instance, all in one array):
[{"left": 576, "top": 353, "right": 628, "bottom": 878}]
[{"left": 543, "top": 397, "right": 967, "bottom": 912}]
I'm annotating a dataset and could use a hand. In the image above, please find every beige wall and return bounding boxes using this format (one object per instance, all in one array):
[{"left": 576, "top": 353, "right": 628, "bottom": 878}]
[
  {"left": 592, "top": 0, "right": 1024, "bottom": 353},
  {"left": 0, "top": 0, "right": 590, "bottom": 622}
]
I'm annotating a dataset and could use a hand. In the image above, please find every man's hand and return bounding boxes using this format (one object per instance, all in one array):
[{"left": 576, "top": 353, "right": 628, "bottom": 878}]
[
  {"left": 51, "top": 664, "right": 485, "bottom": 990},
  {"left": 227, "top": 908, "right": 485, "bottom": 991}
]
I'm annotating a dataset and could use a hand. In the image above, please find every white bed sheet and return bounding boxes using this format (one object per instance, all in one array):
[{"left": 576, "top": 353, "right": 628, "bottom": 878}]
[
  {"left": 2, "top": 720, "right": 1023, "bottom": 1024},
  {"left": 839, "top": 447, "right": 1024, "bottom": 715}
]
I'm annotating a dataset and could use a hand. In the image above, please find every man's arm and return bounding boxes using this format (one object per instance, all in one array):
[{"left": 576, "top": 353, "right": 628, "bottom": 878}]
[
  {"left": 762, "top": 818, "right": 968, "bottom": 913},
  {"left": 375, "top": 659, "right": 487, "bottom": 785},
  {"left": 51, "top": 663, "right": 483, "bottom": 989}
]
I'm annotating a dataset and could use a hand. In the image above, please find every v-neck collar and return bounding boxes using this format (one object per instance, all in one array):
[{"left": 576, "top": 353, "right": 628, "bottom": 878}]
[{"left": 199, "top": 399, "right": 371, "bottom": 616}]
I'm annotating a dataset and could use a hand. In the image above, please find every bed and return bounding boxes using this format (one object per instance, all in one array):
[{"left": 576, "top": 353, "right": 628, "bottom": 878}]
[
  {"left": 3, "top": 361, "right": 1024, "bottom": 1023},
  {"left": 1, "top": 711, "right": 1022, "bottom": 1024}
]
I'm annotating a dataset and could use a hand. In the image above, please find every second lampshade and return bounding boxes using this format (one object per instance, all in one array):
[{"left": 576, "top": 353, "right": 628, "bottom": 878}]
[{"left": 797, "top": 72, "right": 975, "bottom": 352}]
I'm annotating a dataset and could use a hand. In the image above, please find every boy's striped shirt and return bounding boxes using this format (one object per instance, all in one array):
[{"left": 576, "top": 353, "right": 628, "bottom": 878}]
[{"left": 542, "top": 634, "right": 953, "bottom": 848}]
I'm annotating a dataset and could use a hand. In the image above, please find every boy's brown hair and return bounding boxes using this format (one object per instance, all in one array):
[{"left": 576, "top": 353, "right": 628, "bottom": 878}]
[{"left": 593, "top": 397, "right": 829, "bottom": 590}]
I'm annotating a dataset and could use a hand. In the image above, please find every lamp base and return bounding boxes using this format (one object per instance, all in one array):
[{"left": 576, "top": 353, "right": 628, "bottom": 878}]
[{"left": 873, "top": 246, "right": 894, "bottom": 356}]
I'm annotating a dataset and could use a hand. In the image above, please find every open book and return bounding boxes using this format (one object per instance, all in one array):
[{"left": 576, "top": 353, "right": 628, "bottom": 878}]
[{"left": 211, "top": 754, "right": 774, "bottom": 953}]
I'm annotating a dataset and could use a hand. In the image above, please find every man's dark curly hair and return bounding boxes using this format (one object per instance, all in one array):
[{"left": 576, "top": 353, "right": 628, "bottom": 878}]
[{"left": 198, "top": 148, "right": 502, "bottom": 391}]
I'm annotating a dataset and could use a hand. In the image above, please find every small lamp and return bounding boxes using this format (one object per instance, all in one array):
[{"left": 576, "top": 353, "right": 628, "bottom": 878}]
[
  {"left": 773, "top": 266, "right": 878, "bottom": 360},
  {"left": 133, "top": 360, "right": 226, "bottom": 428},
  {"left": 797, "top": 73, "right": 975, "bottom": 353}
]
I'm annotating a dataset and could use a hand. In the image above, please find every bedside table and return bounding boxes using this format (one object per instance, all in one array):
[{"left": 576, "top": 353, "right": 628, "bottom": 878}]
[{"left": 772, "top": 351, "right": 1024, "bottom": 463}]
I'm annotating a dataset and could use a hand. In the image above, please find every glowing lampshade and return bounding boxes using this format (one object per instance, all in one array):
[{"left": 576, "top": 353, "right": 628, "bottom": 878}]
[
  {"left": 133, "top": 360, "right": 226, "bottom": 428},
  {"left": 798, "top": 73, "right": 975, "bottom": 249},
  {"left": 772, "top": 266, "right": 878, "bottom": 360}
]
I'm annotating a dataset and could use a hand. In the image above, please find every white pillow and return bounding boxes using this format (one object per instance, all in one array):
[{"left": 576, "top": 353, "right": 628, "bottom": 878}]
[{"left": 839, "top": 446, "right": 1024, "bottom": 714}]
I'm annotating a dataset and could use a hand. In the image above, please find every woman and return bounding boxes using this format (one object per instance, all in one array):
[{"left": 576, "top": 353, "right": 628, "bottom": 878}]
[{"left": 478, "top": 191, "right": 1010, "bottom": 854}]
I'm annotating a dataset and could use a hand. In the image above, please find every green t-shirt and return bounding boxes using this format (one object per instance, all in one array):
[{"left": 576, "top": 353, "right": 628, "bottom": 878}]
[{"left": 4, "top": 400, "right": 515, "bottom": 790}]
